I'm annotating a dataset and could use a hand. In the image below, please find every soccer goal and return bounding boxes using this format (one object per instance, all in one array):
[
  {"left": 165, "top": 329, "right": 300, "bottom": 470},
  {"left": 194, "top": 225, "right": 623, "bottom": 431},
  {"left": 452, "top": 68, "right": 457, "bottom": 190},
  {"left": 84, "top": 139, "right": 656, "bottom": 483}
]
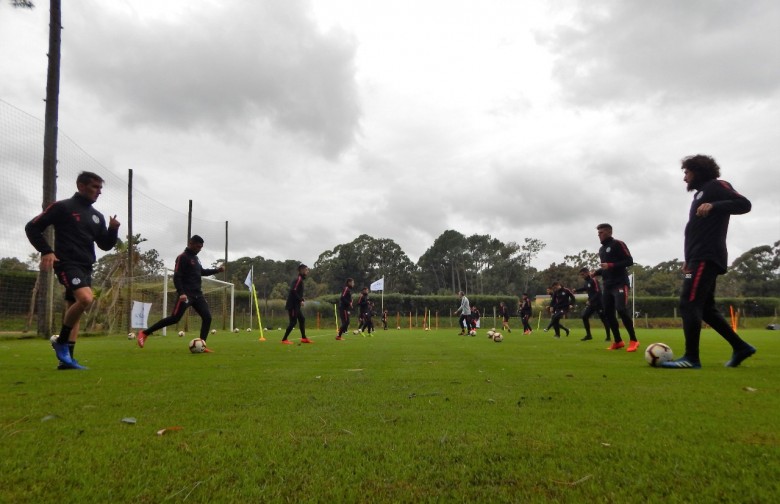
[{"left": 160, "top": 269, "right": 234, "bottom": 335}]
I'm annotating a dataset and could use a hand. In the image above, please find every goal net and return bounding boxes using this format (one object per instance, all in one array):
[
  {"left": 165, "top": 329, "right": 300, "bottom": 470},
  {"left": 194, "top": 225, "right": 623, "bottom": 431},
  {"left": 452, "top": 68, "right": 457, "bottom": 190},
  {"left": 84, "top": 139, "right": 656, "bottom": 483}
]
[{"left": 78, "top": 269, "right": 234, "bottom": 336}]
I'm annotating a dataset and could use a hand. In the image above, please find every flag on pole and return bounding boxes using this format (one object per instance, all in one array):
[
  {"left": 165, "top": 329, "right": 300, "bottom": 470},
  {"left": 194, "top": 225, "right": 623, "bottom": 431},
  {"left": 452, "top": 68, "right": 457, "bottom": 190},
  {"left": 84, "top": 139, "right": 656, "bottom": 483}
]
[
  {"left": 370, "top": 277, "right": 385, "bottom": 291},
  {"left": 244, "top": 268, "right": 253, "bottom": 290}
]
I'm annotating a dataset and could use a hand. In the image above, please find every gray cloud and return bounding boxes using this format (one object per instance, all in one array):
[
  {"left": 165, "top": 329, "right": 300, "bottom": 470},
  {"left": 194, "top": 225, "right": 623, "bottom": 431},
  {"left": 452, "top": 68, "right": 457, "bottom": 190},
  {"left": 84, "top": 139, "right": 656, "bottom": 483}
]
[
  {"left": 540, "top": 0, "right": 780, "bottom": 106},
  {"left": 65, "top": 0, "right": 361, "bottom": 159}
]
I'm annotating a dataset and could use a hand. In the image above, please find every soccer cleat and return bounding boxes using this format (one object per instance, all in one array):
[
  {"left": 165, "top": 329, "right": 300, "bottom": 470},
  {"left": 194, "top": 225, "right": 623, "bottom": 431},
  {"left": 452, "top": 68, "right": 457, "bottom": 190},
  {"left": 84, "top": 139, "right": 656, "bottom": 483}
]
[
  {"left": 300, "top": 338, "right": 313, "bottom": 344},
  {"left": 564, "top": 328, "right": 570, "bottom": 337},
  {"left": 661, "top": 357, "right": 702, "bottom": 369},
  {"left": 202, "top": 347, "right": 214, "bottom": 353},
  {"left": 281, "top": 340, "right": 293, "bottom": 345},
  {"left": 137, "top": 330, "right": 147, "bottom": 348},
  {"left": 58, "top": 357, "right": 87, "bottom": 370},
  {"left": 52, "top": 342, "right": 73, "bottom": 365},
  {"left": 543, "top": 328, "right": 548, "bottom": 332},
  {"left": 725, "top": 345, "right": 756, "bottom": 368},
  {"left": 626, "top": 341, "right": 640, "bottom": 353},
  {"left": 581, "top": 335, "right": 593, "bottom": 341},
  {"left": 607, "top": 341, "right": 625, "bottom": 351},
  {"left": 335, "top": 336, "right": 344, "bottom": 341}
]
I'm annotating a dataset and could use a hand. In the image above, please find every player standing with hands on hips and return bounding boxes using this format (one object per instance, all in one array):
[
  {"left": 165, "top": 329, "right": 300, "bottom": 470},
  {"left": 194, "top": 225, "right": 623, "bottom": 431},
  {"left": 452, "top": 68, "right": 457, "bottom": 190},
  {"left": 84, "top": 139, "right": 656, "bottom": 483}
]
[
  {"left": 25, "top": 171, "right": 120, "bottom": 370},
  {"left": 662, "top": 155, "right": 755, "bottom": 369},
  {"left": 137, "top": 235, "right": 224, "bottom": 351}
]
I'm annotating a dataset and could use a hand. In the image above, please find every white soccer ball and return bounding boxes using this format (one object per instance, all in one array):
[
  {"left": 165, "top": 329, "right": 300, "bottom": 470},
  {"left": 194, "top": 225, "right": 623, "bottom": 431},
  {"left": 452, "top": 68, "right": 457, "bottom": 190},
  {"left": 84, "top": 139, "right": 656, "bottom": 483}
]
[
  {"left": 233, "top": 328, "right": 240, "bottom": 333},
  {"left": 178, "top": 330, "right": 185, "bottom": 338},
  {"left": 189, "top": 338, "right": 207, "bottom": 353},
  {"left": 645, "top": 342, "right": 674, "bottom": 367},
  {"left": 49, "top": 334, "right": 58, "bottom": 346},
  {"left": 246, "top": 328, "right": 251, "bottom": 332},
  {"left": 352, "top": 329, "right": 360, "bottom": 335},
  {"left": 469, "top": 329, "right": 477, "bottom": 336},
  {"left": 487, "top": 330, "right": 495, "bottom": 339},
  {"left": 210, "top": 329, "right": 217, "bottom": 335},
  {"left": 493, "top": 333, "right": 504, "bottom": 342},
  {"left": 127, "top": 332, "right": 136, "bottom": 340},
  {"left": 396, "top": 326, "right": 401, "bottom": 330},
  {"left": 424, "top": 327, "right": 430, "bottom": 331}
]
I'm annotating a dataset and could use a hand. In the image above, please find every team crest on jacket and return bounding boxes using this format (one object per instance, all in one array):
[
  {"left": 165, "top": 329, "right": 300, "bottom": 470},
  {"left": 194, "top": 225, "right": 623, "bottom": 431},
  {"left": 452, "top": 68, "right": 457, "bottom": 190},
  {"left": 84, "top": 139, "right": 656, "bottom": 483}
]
[
  {"left": 92, "top": 215, "right": 100, "bottom": 224},
  {"left": 695, "top": 191, "right": 703, "bottom": 200},
  {"left": 72, "top": 278, "right": 82, "bottom": 285},
  {"left": 606, "top": 247, "right": 611, "bottom": 253}
]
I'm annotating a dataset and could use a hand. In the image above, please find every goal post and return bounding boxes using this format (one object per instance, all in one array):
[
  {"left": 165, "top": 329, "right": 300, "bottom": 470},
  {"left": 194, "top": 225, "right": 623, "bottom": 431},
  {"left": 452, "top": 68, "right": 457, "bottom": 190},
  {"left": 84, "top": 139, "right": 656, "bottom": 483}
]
[{"left": 159, "top": 269, "right": 235, "bottom": 336}]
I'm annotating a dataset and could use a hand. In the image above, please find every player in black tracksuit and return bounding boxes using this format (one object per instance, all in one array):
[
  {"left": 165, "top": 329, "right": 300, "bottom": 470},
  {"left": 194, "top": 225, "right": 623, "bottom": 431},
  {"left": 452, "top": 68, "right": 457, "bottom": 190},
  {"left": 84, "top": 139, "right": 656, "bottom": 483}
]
[
  {"left": 26, "top": 171, "right": 120, "bottom": 369},
  {"left": 356, "top": 287, "right": 369, "bottom": 333},
  {"left": 282, "top": 264, "right": 311, "bottom": 344},
  {"left": 138, "top": 235, "right": 224, "bottom": 350},
  {"left": 663, "top": 155, "right": 755, "bottom": 368},
  {"left": 499, "top": 301, "right": 512, "bottom": 333},
  {"left": 573, "top": 267, "right": 611, "bottom": 342},
  {"left": 336, "top": 278, "right": 355, "bottom": 340},
  {"left": 519, "top": 294, "right": 533, "bottom": 334},
  {"left": 549, "top": 282, "right": 575, "bottom": 338},
  {"left": 594, "top": 224, "right": 639, "bottom": 351}
]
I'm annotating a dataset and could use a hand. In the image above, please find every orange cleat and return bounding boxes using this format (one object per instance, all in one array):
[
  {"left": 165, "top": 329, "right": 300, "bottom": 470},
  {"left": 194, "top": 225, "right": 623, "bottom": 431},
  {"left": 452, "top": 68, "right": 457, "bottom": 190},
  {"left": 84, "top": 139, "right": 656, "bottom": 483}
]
[
  {"left": 300, "top": 338, "right": 313, "bottom": 344},
  {"left": 202, "top": 347, "right": 214, "bottom": 353},
  {"left": 607, "top": 341, "right": 625, "bottom": 351},
  {"left": 281, "top": 340, "right": 293, "bottom": 345},
  {"left": 335, "top": 336, "right": 344, "bottom": 341},
  {"left": 137, "top": 330, "right": 147, "bottom": 348},
  {"left": 626, "top": 341, "right": 640, "bottom": 353}
]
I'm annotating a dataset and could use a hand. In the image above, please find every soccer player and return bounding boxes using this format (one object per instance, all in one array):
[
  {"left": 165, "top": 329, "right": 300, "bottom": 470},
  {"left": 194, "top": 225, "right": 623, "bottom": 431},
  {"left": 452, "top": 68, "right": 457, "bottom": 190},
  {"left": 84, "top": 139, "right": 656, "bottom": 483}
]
[
  {"left": 470, "top": 305, "right": 481, "bottom": 333},
  {"left": 356, "top": 286, "right": 369, "bottom": 333},
  {"left": 548, "top": 281, "right": 575, "bottom": 338},
  {"left": 453, "top": 291, "right": 472, "bottom": 335},
  {"left": 593, "top": 223, "right": 640, "bottom": 352},
  {"left": 363, "top": 300, "right": 376, "bottom": 335},
  {"left": 519, "top": 294, "right": 533, "bottom": 334},
  {"left": 281, "top": 263, "right": 312, "bottom": 344},
  {"left": 137, "top": 235, "right": 224, "bottom": 351},
  {"left": 499, "top": 301, "right": 512, "bottom": 333},
  {"left": 336, "top": 278, "right": 355, "bottom": 340},
  {"left": 25, "top": 171, "right": 120, "bottom": 370},
  {"left": 381, "top": 309, "right": 389, "bottom": 330},
  {"left": 573, "top": 267, "right": 611, "bottom": 342},
  {"left": 662, "top": 155, "right": 755, "bottom": 369}
]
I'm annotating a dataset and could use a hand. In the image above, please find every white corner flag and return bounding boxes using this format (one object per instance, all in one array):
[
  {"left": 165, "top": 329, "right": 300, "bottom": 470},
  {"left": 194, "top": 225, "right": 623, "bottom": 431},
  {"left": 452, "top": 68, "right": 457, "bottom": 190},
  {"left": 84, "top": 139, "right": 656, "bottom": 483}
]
[
  {"left": 244, "top": 267, "right": 253, "bottom": 290},
  {"left": 370, "top": 277, "right": 385, "bottom": 292}
]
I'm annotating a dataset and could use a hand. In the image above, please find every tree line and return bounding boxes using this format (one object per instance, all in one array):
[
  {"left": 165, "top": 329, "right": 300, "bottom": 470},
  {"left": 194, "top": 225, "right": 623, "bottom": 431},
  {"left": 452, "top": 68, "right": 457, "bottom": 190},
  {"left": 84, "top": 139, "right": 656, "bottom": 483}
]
[{"left": 3, "top": 232, "right": 779, "bottom": 300}]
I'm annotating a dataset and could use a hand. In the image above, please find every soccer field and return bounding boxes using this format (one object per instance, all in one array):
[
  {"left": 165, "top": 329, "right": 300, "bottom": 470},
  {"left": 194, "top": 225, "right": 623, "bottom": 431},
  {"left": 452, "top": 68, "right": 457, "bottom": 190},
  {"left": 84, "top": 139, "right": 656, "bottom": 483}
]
[{"left": 1, "top": 328, "right": 778, "bottom": 503}]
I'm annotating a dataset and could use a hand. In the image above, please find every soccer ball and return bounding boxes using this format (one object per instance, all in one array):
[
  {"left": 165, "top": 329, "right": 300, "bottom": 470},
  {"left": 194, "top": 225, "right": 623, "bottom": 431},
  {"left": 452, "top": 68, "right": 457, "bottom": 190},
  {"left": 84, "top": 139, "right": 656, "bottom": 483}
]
[
  {"left": 493, "top": 332, "right": 504, "bottom": 342},
  {"left": 397, "top": 326, "right": 401, "bottom": 330},
  {"left": 487, "top": 330, "right": 495, "bottom": 339},
  {"left": 353, "top": 329, "right": 360, "bottom": 335},
  {"left": 127, "top": 332, "right": 136, "bottom": 340},
  {"left": 246, "top": 328, "right": 251, "bottom": 332},
  {"left": 49, "top": 334, "right": 58, "bottom": 346},
  {"left": 210, "top": 329, "right": 217, "bottom": 335},
  {"left": 189, "top": 338, "right": 207, "bottom": 353},
  {"left": 233, "top": 328, "right": 240, "bottom": 333},
  {"left": 469, "top": 329, "right": 477, "bottom": 336},
  {"left": 644, "top": 342, "right": 674, "bottom": 367},
  {"left": 178, "top": 330, "right": 185, "bottom": 337}
]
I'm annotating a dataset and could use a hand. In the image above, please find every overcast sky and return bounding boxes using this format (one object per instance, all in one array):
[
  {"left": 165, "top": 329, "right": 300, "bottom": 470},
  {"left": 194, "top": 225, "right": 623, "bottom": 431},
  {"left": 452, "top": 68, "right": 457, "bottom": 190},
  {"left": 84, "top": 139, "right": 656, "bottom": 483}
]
[{"left": 2, "top": 0, "right": 778, "bottom": 272}]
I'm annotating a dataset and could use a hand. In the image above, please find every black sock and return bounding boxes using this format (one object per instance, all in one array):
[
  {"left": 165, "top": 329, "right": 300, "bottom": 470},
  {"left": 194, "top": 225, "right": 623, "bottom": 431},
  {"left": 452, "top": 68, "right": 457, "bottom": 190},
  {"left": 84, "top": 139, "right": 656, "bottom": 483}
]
[
  {"left": 68, "top": 342, "right": 75, "bottom": 358},
  {"left": 57, "top": 325, "right": 71, "bottom": 345}
]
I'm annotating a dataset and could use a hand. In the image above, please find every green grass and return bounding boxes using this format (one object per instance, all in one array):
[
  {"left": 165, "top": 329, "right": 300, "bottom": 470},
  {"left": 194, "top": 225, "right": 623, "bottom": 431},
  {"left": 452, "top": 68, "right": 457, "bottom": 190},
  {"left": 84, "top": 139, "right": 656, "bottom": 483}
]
[{"left": 1, "top": 327, "right": 779, "bottom": 503}]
